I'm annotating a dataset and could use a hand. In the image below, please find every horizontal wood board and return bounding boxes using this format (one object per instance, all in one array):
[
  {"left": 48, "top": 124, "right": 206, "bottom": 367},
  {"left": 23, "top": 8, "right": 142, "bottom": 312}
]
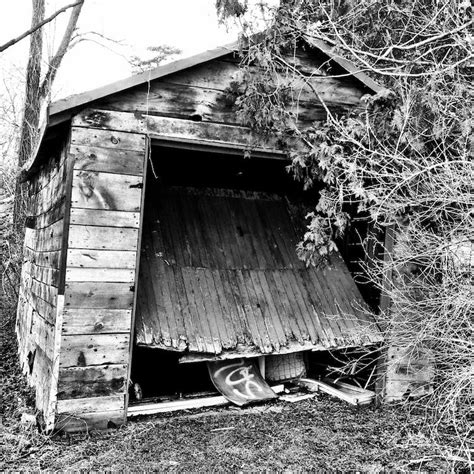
[{"left": 136, "top": 186, "right": 382, "bottom": 355}]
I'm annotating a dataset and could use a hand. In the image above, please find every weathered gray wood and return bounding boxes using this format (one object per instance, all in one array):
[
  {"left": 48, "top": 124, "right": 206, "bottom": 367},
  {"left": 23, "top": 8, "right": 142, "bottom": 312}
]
[
  {"left": 49, "top": 42, "right": 240, "bottom": 119},
  {"left": 60, "top": 334, "right": 130, "bottom": 368},
  {"left": 62, "top": 308, "right": 132, "bottom": 335},
  {"left": 66, "top": 268, "right": 135, "bottom": 283},
  {"left": 57, "top": 395, "right": 124, "bottom": 415},
  {"left": 70, "top": 170, "right": 142, "bottom": 212},
  {"left": 71, "top": 145, "right": 144, "bottom": 176},
  {"left": 68, "top": 225, "right": 139, "bottom": 250},
  {"left": 98, "top": 68, "right": 363, "bottom": 128},
  {"left": 67, "top": 249, "right": 137, "bottom": 268},
  {"left": 70, "top": 209, "right": 140, "bottom": 228},
  {"left": 71, "top": 126, "right": 146, "bottom": 151},
  {"left": 65, "top": 282, "right": 135, "bottom": 309},
  {"left": 72, "top": 109, "right": 146, "bottom": 133},
  {"left": 145, "top": 115, "right": 284, "bottom": 152},
  {"left": 57, "top": 364, "right": 127, "bottom": 399}
]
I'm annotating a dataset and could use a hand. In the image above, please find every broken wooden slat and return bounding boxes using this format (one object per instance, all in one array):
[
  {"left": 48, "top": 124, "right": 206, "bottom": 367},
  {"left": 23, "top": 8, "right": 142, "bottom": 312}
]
[{"left": 296, "top": 378, "right": 375, "bottom": 406}]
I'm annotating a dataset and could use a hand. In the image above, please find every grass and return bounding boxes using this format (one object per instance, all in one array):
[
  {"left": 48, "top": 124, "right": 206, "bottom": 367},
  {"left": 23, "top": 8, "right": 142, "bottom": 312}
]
[{"left": 0, "top": 298, "right": 466, "bottom": 472}]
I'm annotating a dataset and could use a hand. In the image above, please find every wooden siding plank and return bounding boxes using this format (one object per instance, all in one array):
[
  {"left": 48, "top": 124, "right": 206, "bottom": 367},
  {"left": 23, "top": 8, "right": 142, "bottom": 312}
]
[
  {"left": 171, "top": 265, "right": 199, "bottom": 352},
  {"left": 70, "top": 209, "right": 140, "bottom": 228},
  {"left": 57, "top": 395, "right": 124, "bottom": 415},
  {"left": 71, "top": 126, "right": 146, "bottom": 151},
  {"left": 57, "top": 365, "right": 127, "bottom": 399},
  {"left": 71, "top": 145, "right": 144, "bottom": 176},
  {"left": 62, "top": 308, "right": 132, "bottom": 335},
  {"left": 68, "top": 225, "right": 139, "bottom": 250},
  {"left": 60, "top": 334, "right": 130, "bottom": 368},
  {"left": 67, "top": 249, "right": 137, "bottom": 269},
  {"left": 71, "top": 170, "right": 142, "bottom": 212},
  {"left": 65, "top": 282, "right": 135, "bottom": 309},
  {"left": 66, "top": 268, "right": 135, "bottom": 283},
  {"left": 178, "top": 267, "right": 206, "bottom": 352}
]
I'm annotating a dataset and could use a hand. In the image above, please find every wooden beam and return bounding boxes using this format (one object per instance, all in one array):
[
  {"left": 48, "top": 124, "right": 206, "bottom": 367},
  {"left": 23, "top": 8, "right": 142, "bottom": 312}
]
[
  {"left": 296, "top": 378, "right": 374, "bottom": 405},
  {"left": 127, "top": 384, "right": 285, "bottom": 417},
  {"left": 304, "top": 37, "right": 383, "bottom": 93}
]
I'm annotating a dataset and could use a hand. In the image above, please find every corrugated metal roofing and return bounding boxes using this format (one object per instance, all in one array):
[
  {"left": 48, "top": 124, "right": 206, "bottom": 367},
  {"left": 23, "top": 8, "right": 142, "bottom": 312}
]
[{"left": 135, "top": 187, "right": 382, "bottom": 356}]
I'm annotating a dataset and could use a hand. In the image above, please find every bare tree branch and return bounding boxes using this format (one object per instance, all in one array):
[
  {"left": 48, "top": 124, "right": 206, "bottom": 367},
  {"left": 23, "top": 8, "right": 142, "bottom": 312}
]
[
  {"left": 40, "top": 1, "right": 84, "bottom": 98},
  {"left": 0, "top": 0, "right": 84, "bottom": 53}
]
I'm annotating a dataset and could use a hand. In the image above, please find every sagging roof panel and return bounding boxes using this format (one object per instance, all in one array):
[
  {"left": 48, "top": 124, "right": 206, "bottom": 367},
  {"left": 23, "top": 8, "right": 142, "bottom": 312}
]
[{"left": 135, "top": 187, "right": 382, "bottom": 356}]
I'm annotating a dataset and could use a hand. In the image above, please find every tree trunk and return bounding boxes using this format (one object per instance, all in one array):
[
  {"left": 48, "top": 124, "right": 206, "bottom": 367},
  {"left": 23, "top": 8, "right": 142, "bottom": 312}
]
[
  {"left": 13, "top": 0, "right": 84, "bottom": 229},
  {"left": 13, "top": 0, "right": 45, "bottom": 229}
]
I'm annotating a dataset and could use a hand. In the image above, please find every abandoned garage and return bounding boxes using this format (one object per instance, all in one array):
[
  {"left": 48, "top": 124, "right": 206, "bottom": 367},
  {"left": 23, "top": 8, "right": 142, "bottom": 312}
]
[{"left": 17, "top": 39, "right": 384, "bottom": 432}]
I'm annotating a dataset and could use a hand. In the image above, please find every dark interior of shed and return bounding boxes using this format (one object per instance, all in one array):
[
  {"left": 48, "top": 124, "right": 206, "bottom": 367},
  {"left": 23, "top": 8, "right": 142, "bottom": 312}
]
[
  {"left": 129, "top": 143, "right": 379, "bottom": 405},
  {"left": 130, "top": 144, "right": 315, "bottom": 403}
]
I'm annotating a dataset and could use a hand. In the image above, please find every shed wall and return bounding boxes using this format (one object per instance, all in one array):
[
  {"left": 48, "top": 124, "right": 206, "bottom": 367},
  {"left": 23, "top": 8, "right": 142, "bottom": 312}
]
[
  {"left": 16, "top": 133, "right": 71, "bottom": 428},
  {"left": 55, "top": 122, "right": 148, "bottom": 430},
  {"left": 19, "top": 45, "right": 375, "bottom": 430}
]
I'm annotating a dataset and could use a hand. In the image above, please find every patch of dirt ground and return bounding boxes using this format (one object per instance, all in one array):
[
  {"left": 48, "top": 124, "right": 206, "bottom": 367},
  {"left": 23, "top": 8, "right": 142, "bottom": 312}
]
[{"left": 0, "top": 300, "right": 466, "bottom": 472}]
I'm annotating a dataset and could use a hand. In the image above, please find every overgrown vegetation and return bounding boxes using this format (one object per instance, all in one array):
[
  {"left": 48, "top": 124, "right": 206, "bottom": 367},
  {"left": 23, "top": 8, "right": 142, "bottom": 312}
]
[{"left": 218, "top": 0, "right": 473, "bottom": 464}]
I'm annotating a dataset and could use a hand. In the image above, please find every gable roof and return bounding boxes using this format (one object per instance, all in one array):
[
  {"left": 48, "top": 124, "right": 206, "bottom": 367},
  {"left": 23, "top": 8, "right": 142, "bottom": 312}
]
[
  {"left": 23, "top": 38, "right": 382, "bottom": 178},
  {"left": 47, "top": 38, "right": 382, "bottom": 127}
]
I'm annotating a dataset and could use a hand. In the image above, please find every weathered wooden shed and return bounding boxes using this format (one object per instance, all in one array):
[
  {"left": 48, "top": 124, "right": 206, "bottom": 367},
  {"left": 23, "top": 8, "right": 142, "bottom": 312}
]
[{"left": 17, "top": 40, "right": 383, "bottom": 431}]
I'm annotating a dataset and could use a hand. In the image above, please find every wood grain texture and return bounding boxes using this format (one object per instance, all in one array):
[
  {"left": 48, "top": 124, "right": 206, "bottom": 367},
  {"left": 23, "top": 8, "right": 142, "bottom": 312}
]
[
  {"left": 57, "top": 395, "right": 124, "bottom": 415},
  {"left": 57, "top": 364, "right": 127, "bottom": 399},
  {"left": 66, "top": 268, "right": 135, "bottom": 283},
  {"left": 69, "top": 209, "right": 140, "bottom": 228},
  {"left": 71, "top": 145, "right": 144, "bottom": 176},
  {"left": 136, "top": 186, "right": 382, "bottom": 355},
  {"left": 62, "top": 308, "right": 132, "bottom": 335},
  {"left": 68, "top": 225, "right": 139, "bottom": 250},
  {"left": 71, "top": 126, "right": 146, "bottom": 152},
  {"left": 65, "top": 282, "right": 135, "bottom": 309},
  {"left": 71, "top": 170, "right": 142, "bottom": 212},
  {"left": 60, "top": 334, "right": 130, "bottom": 368},
  {"left": 67, "top": 249, "right": 137, "bottom": 268}
]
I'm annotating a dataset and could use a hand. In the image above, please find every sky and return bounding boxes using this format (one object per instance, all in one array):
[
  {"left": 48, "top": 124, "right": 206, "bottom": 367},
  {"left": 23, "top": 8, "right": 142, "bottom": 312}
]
[
  {"left": 0, "top": 0, "right": 240, "bottom": 99},
  {"left": 0, "top": 0, "right": 277, "bottom": 168}
]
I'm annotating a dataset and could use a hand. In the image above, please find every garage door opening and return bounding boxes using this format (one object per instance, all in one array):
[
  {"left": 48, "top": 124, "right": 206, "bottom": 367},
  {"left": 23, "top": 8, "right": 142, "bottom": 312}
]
[{"left": 128, "top": 143, "right": 382, "bottom": 413}]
